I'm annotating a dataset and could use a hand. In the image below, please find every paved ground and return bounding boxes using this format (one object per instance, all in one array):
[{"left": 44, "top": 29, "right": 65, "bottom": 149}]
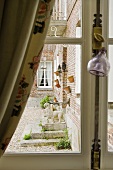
[
  {"left": 5, "top": 97, "right": 113, "bottom": 153},
  {"left": 5, "top": 97, "right": 71, "bottom": 153}
]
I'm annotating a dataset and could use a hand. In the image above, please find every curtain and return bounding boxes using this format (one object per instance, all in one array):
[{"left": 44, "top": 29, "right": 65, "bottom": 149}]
[
  {"left": 38, "top": 62, "right": 44, "bottom": 86},
  {"left": 0, "top": 0, "right": 54, "bottom": 157},
  {"left": 40, "top": 70, "right": 45, "bottom": 86},
  {"left": 46, "top": 62, "right": 51, "bottom": 86}
]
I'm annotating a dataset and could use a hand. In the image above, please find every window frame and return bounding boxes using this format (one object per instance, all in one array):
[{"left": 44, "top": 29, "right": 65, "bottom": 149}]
[
  {"left": 0, "top": 0, "right": 97, "bottom": 169},
  {"left": 99, "top": 0, "right": 113, "bottom": 169},
  {"left": 37, "top": 61, "right": 53, "bottom": 89}
]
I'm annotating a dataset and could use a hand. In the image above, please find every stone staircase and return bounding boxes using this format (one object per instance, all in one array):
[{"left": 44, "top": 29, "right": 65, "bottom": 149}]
[{"left": 20, "top": 121, "right": 67, "bottom": 147}]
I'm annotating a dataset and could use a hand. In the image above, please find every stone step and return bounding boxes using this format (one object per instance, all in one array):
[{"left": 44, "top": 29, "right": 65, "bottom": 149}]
[
  {"left": 42, "top": 122, "right": 67, "bottom": 131},
  {"left": 31, "top": 130, "right": 65, "bottom": 139},
  {"left": 22, "top": 124, "right": 66, "bottom": 140},
  {"left": 20, "top": 138, "right": 61, "bottom": 147}
]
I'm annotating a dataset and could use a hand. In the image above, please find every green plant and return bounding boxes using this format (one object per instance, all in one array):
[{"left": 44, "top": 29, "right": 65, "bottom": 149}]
[
  {"left": 55, "top": 129, "right": 71, "bottom": 150},
  {"left": 23, "top": 130, "right": 32, "bottom": 140},
  {"left": 39, "top": 121, "right": 42, "bottom": 126},
  {"left": 56, "top": 138, "right": 71, "bottom": 150},
  {"left": 64, "top": 129, "right": 68, "bottom": 140},
  {"left": 43, "top": 136, "right": 49, "bottom": 140},
  {"left": 40, "top": 96, "right": 50, "bottom": 108},
  {"left": 41, "top": 127, "right": 48, "bottom": 132}
]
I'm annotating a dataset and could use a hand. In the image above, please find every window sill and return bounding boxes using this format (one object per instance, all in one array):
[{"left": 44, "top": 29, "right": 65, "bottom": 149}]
[{"left": 37, "top": 87, "right": 53, "bottom": 91}]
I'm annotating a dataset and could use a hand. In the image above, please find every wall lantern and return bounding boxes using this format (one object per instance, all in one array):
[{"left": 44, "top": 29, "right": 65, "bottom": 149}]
[
  {"left": 57, "top": 64, "right": 62, "bottom": 73},
  {"left": 62, "top": 61, "right": 66, "bottom": 72}
]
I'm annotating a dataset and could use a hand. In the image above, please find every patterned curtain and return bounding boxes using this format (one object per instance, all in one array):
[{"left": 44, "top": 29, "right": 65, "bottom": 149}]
[{"left": 0, "top": 0, "right": 54, "bottom": 157}]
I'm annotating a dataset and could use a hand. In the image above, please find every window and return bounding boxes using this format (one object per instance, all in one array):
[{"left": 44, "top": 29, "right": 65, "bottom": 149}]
[
  {"left": 2, "top": 1, "right": 111, "bottom": 170},
  {"left": 37, "top": 61, "right": 52, "bottom": 89}
]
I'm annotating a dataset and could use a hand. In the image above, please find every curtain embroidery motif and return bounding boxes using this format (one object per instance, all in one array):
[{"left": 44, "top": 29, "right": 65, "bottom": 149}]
[
  {"left": 11, "top": 75, "right": 29, "bottom": 117},
  {"left": 28, "top": 56, "right": 40, "bottom": 73},
  {"left": 1, "top": 137, "right": 12, "bottom": 151},
  {"left": 33, "top": 0, "right": 52, "bottom": 34},
  {"left": 28, "top": 47, "right": 43, "bottom": 76}
]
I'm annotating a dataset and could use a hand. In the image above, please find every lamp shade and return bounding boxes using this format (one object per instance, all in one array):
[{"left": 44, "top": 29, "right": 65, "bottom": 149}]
[{"left": 87, "top": 48, "right": 110, "bottom": 77}]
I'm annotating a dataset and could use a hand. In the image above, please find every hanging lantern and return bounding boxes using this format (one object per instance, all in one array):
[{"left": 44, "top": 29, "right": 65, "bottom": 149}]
[
  {"left": 87, "top": 47, "right": 110, "bottom": 77},
  {"left": 62, "top": 61, "right": 66, "bottom": 71},
  {"left": 58, "top": 64, "right": 62, "bottom": 73}
]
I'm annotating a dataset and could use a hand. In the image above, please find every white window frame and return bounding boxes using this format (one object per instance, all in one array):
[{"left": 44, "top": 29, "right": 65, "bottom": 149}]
[
  {"left": 75, "top": 45, "right": 81, "bottom": 94},
  {"left": 2, "top": 0, "right": 112, "bottom": 169},
  {"left": 99, "top": 0, "right": 113, "bottom": 169},
  {"left": 37, "top": 61, "right": 52, "bottom": 89}
]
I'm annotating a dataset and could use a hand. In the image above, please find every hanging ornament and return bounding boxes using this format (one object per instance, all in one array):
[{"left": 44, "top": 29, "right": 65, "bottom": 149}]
[{"left": 87, "top": 47, "right": 110, "bottom": 77}]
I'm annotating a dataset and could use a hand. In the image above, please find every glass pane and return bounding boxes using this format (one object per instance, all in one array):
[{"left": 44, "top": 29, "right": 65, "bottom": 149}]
[
  {"left": 108, "top": 45, "right": 113, "bottom": 151},
  {"left": 46, "top": 71, "right": 51, "bottom": 79},
  {"left": 38, "top": 61, "right": 52, "bottom": 87},
  {"left": 39, "top": 62, "right": 44, "bottom": 69},
  {"left": 46, "top": 62, "right": 51, "bottom": 70},
  {"left": 109, "top": 0, "right": 113, "bottom": 38},
  {"left": 5, "top": 44, "right": 82, "bottom": 154},
  {"left": 38, "top": 71, "right": 43, "bottom": 79},
  {"left": 45, "top": 78, "right": 52, "bottom": 86},
  {"left": 47, "top": 0, "right": 82, "bottom": 38}
]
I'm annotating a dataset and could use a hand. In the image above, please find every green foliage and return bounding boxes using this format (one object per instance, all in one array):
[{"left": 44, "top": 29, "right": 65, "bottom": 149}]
[
  {"left": 23, "top": 134, "right": 31, "bottom": 140},
  {"left": 56, "top": 138, "right": 71, "bottom": 150},
  {"left": 41, "top": 127, "right": 48, "bottom": 132},
  {"left": 40, "top": 96, "right": 50, "bottom": 108},
  {"left": 64, "top": 129, "right": 68, "bottom": 140},
  {"left": 56, "top": 129, "right": 71, "bottom": 150},
  {"left": 39, "top": 121, "right": 42, "bottom": 126},
  {"left": 43, "top": 136, "right": 49, "bottom": 140},
  {"left": 23, "top": 130, "right": 32, "bottom": 140}
]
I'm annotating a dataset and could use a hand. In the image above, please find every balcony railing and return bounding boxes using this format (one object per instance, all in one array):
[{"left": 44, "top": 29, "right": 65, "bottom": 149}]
[{"left": 51, "top": 12, "right": 67, "bottom": 21}]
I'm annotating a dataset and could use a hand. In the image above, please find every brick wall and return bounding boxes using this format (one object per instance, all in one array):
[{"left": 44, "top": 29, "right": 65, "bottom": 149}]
[
  {"left": 65, "top": 0, "right": 81, "bottom": 37},
  {"left": 63, "top": 0, "right": 81, "bottom": 151},
  {"left": 64, "top": 0, "right": 81, "bottom": 113},
  {"left": 30, "top": 45, "right": 54, "bottom": 99}
]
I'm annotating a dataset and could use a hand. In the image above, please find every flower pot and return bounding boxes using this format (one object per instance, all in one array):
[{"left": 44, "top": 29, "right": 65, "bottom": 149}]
[
  {"left": 55, "top": 83, "right": 61, "bottom": 88},
  {"left": 54, "top": 71, "right": 60, "bottom": 76},
  {"left": 54, "top": 97, "right": 57, "bottom": 102},
  {"left": 67, "top": 76, "right": 74, "bottom": 83},
  {"left": 64, "top": 86, "right": 71, "bottom": 94},
  {"left": 54, "top": 79, "right": 59, "bottom": 84}
]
